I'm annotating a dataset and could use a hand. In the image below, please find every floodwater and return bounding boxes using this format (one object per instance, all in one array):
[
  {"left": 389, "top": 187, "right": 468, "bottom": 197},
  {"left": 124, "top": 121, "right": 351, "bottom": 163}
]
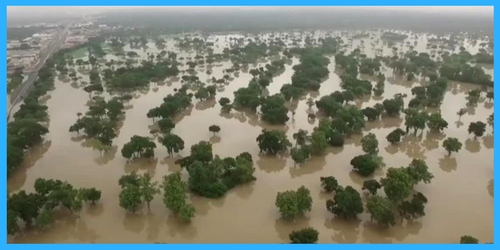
[{"left": 8, "top": 31, "right": 494, "bottom": 243}]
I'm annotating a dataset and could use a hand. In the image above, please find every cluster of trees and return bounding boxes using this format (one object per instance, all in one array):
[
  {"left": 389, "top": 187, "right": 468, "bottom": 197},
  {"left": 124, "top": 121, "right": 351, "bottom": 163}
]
[
  {"left": 121, "top": 135, "right": 157, "bottom": 159},
  {"left": 7, "top": 70, "right": 24, "bottom": 94},
  {"left": 290, "top": 129, "right": 329, "bottom": 164},
  {"left": 275, "top": 186, "right": 313, "bottom": 220},
  {"left": 147, "top": 86, "right": 193, "bottom": 131},
  {"left": 118, "top": 171, "right": 195, "bottom": 221},
  {"left": 8, "top": 58, "right": 57, "bottom": 176},
  {"left": 280, "top": 48, "right": 330, "bottom": 100},
  {"left": 175, "top": 141, "right": 256, "bottom": 198},
  {"left": 440, "top": 52, "right": 493, "bottom": 87},
  {"left": 8, "top": 178, "right": 101, "bottom": 235},
  {"left": 104, "top": 58, "right": 180, "bottom": 91},
  {"left": 249, "top": 58, "right": 286, "bottom": 88},
  {"left": 69, "top": 96, "right": 125, "bottom": 151},
  {"left": 194, "top": 85, "right": 217, "bottom": 101},
  {"left": 320, "top": 158, "right": 433, "bottom": 227}
]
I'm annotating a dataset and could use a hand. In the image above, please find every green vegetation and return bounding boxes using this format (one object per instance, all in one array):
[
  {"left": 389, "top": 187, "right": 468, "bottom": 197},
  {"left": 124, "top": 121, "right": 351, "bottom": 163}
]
[{"left": 8, "top": 178, "right": 101, "bottom": 235}]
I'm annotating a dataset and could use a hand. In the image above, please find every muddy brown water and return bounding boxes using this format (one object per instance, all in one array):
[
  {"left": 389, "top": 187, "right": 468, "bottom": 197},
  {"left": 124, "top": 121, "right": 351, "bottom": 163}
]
[{"left": 8, "top": 31, "right": 493, "bottom": 243}]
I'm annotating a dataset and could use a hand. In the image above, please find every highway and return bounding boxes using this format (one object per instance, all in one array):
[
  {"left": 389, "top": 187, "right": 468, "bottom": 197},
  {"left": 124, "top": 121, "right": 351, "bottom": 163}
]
[{"left": 7, "top": 22, "right": 72, "bottom": 120}]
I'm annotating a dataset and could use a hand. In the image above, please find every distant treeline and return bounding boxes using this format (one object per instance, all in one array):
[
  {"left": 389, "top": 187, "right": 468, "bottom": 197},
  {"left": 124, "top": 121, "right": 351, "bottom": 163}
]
[{"left": 97, "top": 9, "right": 493, "bottom": 36}]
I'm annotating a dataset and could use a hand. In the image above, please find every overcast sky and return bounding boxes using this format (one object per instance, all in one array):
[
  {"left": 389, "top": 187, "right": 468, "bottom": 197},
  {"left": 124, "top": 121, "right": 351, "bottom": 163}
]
[{"left": 7, "top": 6, "right": 494, "bottom": 16}]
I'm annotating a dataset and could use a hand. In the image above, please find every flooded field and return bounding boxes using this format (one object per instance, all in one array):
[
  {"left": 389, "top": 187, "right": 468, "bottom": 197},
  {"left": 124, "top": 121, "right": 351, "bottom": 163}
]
[{"left": 8, "top": 31, "right": 494, "bottom": 243}]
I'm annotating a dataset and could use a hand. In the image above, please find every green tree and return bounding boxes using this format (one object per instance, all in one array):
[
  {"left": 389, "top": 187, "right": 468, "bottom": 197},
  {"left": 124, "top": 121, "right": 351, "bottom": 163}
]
[
  {"left": 289, "top": 227, "right": 319, "bottom": 244},
  {"left": 195, "top": 87, "right": 210, "bottom": 101},
  {"left": 275, "top": 186, "right": 312, "bottom": 220},
  {"left": 460, "top": 235, "right": 479, "bottom": 244},
  {"left": 468, "top": 121, "right": 487, "bottom": 138},
  {"left": 398, "top": 193, "right": 428, "bottom": 220},
  {"left": 257, "top": 129, "right": 291, "bottom": 155},
  {"left": 140, "top": 173, "right": 160, "bottom": 210},
  {"left": 320, "top": 176, "right": 339, "bottom": 193},
  {"left": 219, "top": 97, "right": 230, "bottom": 106},
  {"left": 190, "top": 141, "right": 213, "bottom": 162},
  {"left": 426, "top": 113, "right": 448, "bottom": 131},
  {"left": 362, "top": 179, "right": 381, "bottom": 195},
  {"left": 361, "top": 133, "right": 379, "bottom": 154},
  {"left": 386, "top": 128, "right": 406, "bottom": 145},
  {"left": 406, "top": 159, "right": 434, "bottom": 185},
  {"left": 326, "top": 186, "right": 364, "bottom": 219},
  {"left": 293, "top": 129, "right": 308, "bottom": 146},
  {"left": 159, "top": 133, "right": 185, "bottom": 156},
  {"left": 260, "top": 94, "right": 289, "bottom": 124},
  {"left": 290, "top": 145, "right": 312, "bottom": 164},
  {"left": 309, "top": 130, "right": 328, "bottom": 155},
  {"left": 442, "top": 137, "right": 462, "bottom": 156},
  {"left": 80, "top": 187, "right": 102, "bottom": 204},
  {"left": 350, "top": 154, "right": 379, "bottom": 176},
  {"left": 381, "top": 167, "right": 413, "bottom": 202},
  {"left": 7, "top": 210, "right": 21, "bottom": 235},
  {"left": 162, "top": 172, "right": 196, "bottom": 222},
  {"left": 35, "top": 207, "right": 55, "bottom": 230},
  {"left": 121, "top": 135, "right": 157, "bottom": 159},
  {"left": 209, "top": 125, "right": 221, "bottom": 135},
  {"left": 119, "top": 184, "right": 143, "bottom": 213},
  {"left": 366, "top": 195, "right": 396, "bottom": 227}
]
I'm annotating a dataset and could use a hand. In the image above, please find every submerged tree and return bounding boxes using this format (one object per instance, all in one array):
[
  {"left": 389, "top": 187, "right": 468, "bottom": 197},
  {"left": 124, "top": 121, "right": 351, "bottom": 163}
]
[
  {"left": 442, "top": 137, "right": 462, "bottom": 156},
  {"left": 289, "top": 227, "right": 319, "bottom": 244}
]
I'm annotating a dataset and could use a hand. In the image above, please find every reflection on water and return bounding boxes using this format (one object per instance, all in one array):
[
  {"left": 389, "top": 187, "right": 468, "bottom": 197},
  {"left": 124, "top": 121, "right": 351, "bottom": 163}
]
[{"left": 8, "top": 31, "right": 493, "bottom": 243}]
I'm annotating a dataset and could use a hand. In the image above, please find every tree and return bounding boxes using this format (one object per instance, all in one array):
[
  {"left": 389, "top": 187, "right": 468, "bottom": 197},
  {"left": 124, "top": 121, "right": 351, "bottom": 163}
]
[
  {"left": 121, "top": 135, "right": 157, "bottom": 159},
  {"left": 160, "top": 132, "right": 184, "bottom": 155},
  {"left": 362, "top": 179, "right": 381, "bottom": 195},
  {"left": 157, "top": 118, "right": 175, "bottom": 134},
  {"left": 289, "top": 227, "right": 319, "bottom": 244},
  {"left": 398, "top": 193, "right": 428, "bottom": 220},
  {"left": 362, "top": 107, "right": 381, "bottom": 121},
  {"left": 386, "top": 128, "right": 406, "bottom": 145},
  {"left": 426, "top": 113, "right": 448, "bottom": 131},
  {"left": 195, "top": 87, "right": 210, "bottom": 101},
  {"left": 275, "top": 186, "right": 312, "bottom": 220},
  {"left": 36, "top": 208, "right": 55, "bottom": 230},
  {"left": 457, "top": 108, "right": 466, "bottom": 120},
  {"left": 290, "top": 145, "right": 312, "bottom": 164},
  {"left": 219, "top": 97, "right": 230, "bottom": 106},
  {"left": 257, "top": 129, "right": 291, "bottom": 155},
  {"left": 487, "top": 113, "right": 493, "bottom": 127},
  {"left": 8, "top": 119, "right": 49, "bottom": 149},
  {"left": 366, "top": 195, "right": 396, "bottom": 227},
  {"left": 320, "top": 176, "right": 339, "bottom": 193},
  {"left": 162, "top": 172, "right": 196, "bottom": 222},
  {"left": 486, "top": 91, "right": 493, "bottom": 102},
  {"left": 292, "top": 129, "right": 308, "bottom": 146},
  {"left": 80, "top": 188, "right": 102, "bottom": 204},
  {"left": 7, "top": 209, "right": 21, "bottom": 235},
  {"left": 460, "top": 235, "right": 479, "bottom": 244},
  {"left": 381, "top": 167, "right": 413, "bottom": 202},
  {"left": 309, "top": 130, "right": 328, "bottom": 155},
  {"left": 350, "top": 154, "right": 379, "bottom": 176},
  {"left": 260, "top": 94, "right": 289, "bottom": 124},
  {"left": 442, "top": 137, "right": 462, "bottom": 156},
  {"left": 119, "top": 185, "right": 143, "bottom": 213},
  {"left": 190, "top": 141, "right": 213, "bottom": 162},
  {"left": 306, "top": 98, "right": 315, "bottom": 108},
  {"left": 361, "top": 133, "right": 379, "bottom": 154},
  {"left": 209, "top": 125, "right": 221, "bottom": 135},
  {"left": 468, "top": 121, "right": 486, "bottom": 138},
  {"left": 140, "top": 173, "right": 160, "bottom": 211},
  {"left": 326, "top": 186, "right": 364, "bottom": 219},
  {"left": 406, "top": 159, "right": 434, "bottom": 185}
]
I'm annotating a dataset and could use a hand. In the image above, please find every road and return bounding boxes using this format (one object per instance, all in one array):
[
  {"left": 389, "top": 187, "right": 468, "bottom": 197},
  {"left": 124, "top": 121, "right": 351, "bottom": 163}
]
[{"left": 7, "top": 22, "right": 72, "bottom": 120}]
